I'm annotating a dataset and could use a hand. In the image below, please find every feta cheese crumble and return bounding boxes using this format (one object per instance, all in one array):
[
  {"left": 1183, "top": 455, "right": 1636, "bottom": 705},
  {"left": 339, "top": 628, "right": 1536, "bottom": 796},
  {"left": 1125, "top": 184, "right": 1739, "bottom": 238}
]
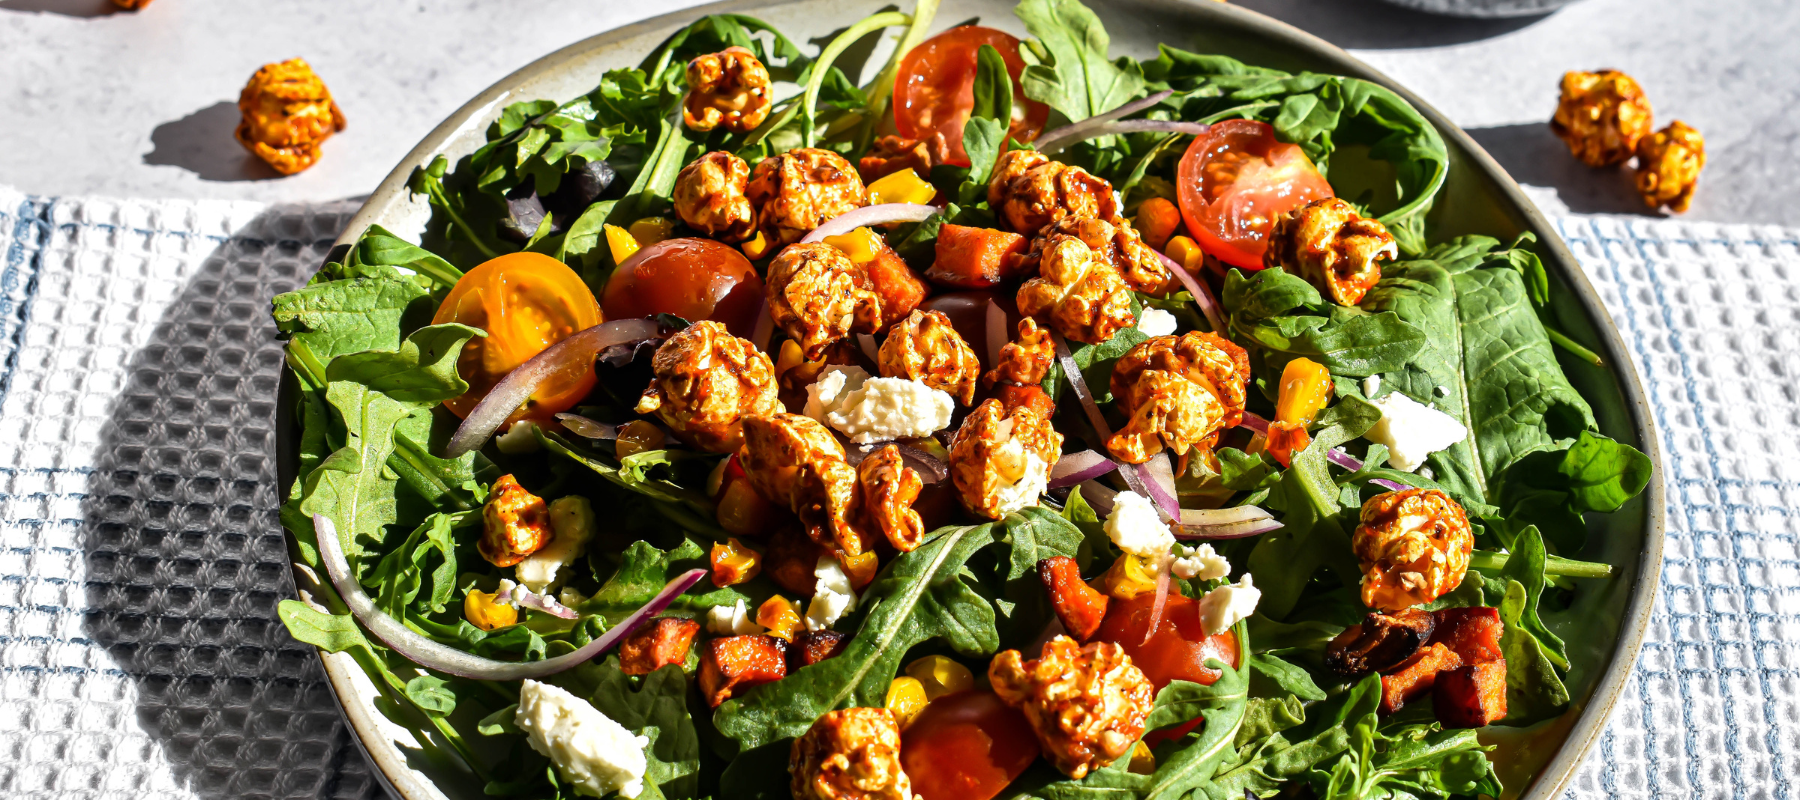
[
  {"left": 707, "top": 598, "right": 764, "bottom": 635},
  {"left": 495, "top": 420, "right": 541, "bottom": 454},
  {"left": 1362, "top": 374, "right": 1382, "bottom": 397},
  {"left": 516, "top": 496, "right": 597, "bottom": 593},
  {"left": 1136, "top": 307, "right": 1178, "bottom": 337},
  {"left": 1104, "top": 491, "right": 1175, "bottom": 558},
  {"left": 804, "top": 365, "right": 954, "bottom": 443},
  {"left": 806, "top": 556, "right": 858, "bottom": 631},
  {"left": 1365, "top": 391, "right": 1469, "bottom": 472},
  {"left": 803, "top": 365, "right": 870, "bottom": 423},
  {"left": 1171, "top": 543, "right": 1230, "bottom": 581},
  {"left": 515, "top": 680, "right": 650, "bottom": 799},
  {"left": 1197, "top": 573, "right": 1261, "bottom": 636}
]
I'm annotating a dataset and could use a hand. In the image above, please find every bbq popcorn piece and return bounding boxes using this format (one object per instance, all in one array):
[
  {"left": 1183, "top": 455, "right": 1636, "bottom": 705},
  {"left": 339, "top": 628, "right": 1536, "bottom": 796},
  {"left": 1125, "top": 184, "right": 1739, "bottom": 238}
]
[{"left": 236, "top": 58, "right": 347, "bottom": 175}]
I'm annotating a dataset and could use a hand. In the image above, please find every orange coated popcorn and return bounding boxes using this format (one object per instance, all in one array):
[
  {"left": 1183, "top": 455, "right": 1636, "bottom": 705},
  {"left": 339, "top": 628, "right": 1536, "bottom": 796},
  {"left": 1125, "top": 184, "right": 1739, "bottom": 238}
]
[
  {"left": 682, "top": 47, "right": 773, "bottom": 134},
  {"left": 789, "top": 708, "right": 913, "bottom": 800},
  {"left": 987, "top": 149, "right": 1119, "bottom": 236},
  {"left": 1550, "top": 69, "right": 1653, "bottom": 168},
  {"left": 674, "top": 151, "right": 757, "bottom": 243},
  {"left": 989, "top": 635, "right": 1154, "bottom": 780},
  {"left": 636, "top": 321, "right": 781, "bottom": 454},
  {"left": 878, "top": 309, "right": 981, "bottom": 406},
  {"left": 1354, "top": 488, "right": 1474, "bottom": 612},
  {"left": 235, "top": 58, "right": 347, "bottom": 175},
  {"left": 1635, "top": 120, "right": 1705, "bottom": 213},
  {"left": 1264, "top": 198, "right": 1396, "bottom": 306},
  {"left": 1106, "top": 332, "right": 1250, "bottom": 464},
  {"left": 747, "top": 148, "right": 869, "bottom": 246}
]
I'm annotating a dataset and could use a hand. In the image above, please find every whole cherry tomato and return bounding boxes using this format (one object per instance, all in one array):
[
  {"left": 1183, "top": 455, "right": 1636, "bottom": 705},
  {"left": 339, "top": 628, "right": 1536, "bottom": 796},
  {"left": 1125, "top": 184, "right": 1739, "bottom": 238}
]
[
  {"left": 1093, "top": 592, "right": 1241, "bottom": 691},
  {"left": 1176, "top": 119, "right": 1335, "bottom": 270},
  {"left": 901, "top": 690, "right": 1040, "bottom": 800},
  {"left": 602, "top": 238, "right": 764, "bottom": 337},
  {"left": 432, "top": 251, "right": 603, "bottom": 423},
  {"left": 894, "top": 26, "right": 1051, "bottom": 167}
]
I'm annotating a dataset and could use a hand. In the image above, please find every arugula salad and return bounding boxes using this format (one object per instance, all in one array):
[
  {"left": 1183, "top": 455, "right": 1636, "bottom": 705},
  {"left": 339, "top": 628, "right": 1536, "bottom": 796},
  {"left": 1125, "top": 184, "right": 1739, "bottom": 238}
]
[{"left": 272, "top": 1, "right": 1653, "bottom": 798}]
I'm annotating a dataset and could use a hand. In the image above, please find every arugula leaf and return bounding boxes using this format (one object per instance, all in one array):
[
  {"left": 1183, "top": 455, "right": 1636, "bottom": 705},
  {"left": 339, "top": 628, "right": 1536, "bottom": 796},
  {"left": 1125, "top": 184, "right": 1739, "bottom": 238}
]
[
  {"left": 579, "top": 537, "right": 750, "bottom": 624},
  {"left": 278, "top": 599, "right": 373, "bottom": 655},
  {"left": 355, "top": 223, "right": 464, "bottom": 287},
  {"left": 537, "top": 431, "right": 725, "bottom": 538},
  {"left": 1248, "top": 652, "right": 1326, "bottom": 702},
  {"left": 1494, "top": 527, "right": 1571, "bottom": 720},
  {"left": 961, "top": 44, "right": 1014, "bottom": 188},
  {"left": 1308, "top": 675, "right": 1501, "bottom": 800},
  {"left": 368, "top": 511, "right": 466, "bottom": 617},
  {"left": 1014, "top": 0, "right": 1145, "bottom": 124},
  {"left": 1248, "top": 398, "right": 1379, "bottom": 619},
  {"left": 405, "top": 675, "right": 457, "bottom": 717},
  {"left": 712, "top": 509, "right": 1084, "bottom": 755}
]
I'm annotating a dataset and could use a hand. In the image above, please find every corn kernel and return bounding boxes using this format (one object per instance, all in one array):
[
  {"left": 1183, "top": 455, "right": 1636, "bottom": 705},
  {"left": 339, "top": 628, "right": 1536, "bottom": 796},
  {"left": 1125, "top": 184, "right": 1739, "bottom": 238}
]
[
  {"left": 757, "top": 595, "right": 803, "bottom": 641},
  {"left": 839, "top": 550, "right": 879, "bottom": 589},
  {"left": 710, "top": 537, "right": 763, "bottom": 587},
  {"left": 629, "top": 216, "right": 675, "bottom": 247},
  {"left": 1134, "top": 197, "right": 1182, "bottom": 250},
  {"left": 886, "top": 676, "right": 929, "bottom": 729},
  {"left": 1101, "top": 553, "right": 1161, "bottom": 600},
  {"left": 740, "top": 229, "right": 773, "bottom": 261},
  {"left": 605, "top": 224, "right": 639, "bottom": 265},
  {"left": 1127, "top": 741, "right": 1156, "bottom": 774},
  {"left": 867, "top": 168, "right": 936, "bottom": 206},
  {"left": 821, "top": 226, "right": 884, "bottom": 264},
  {"left": 615, "top": 420, "right": 666, "bottom": 459},
  {"left": 1268, "top": 356, "right": 1333, "bottom": 467},
  {"left": 1165, "top": 235, "right": 1205, "bottom": 275},
  {"left": 905, "top": 655, "right": 975, "bottom": 701},
  {"left": 463, "top": 588, "right": 518, "bottom": 631}
]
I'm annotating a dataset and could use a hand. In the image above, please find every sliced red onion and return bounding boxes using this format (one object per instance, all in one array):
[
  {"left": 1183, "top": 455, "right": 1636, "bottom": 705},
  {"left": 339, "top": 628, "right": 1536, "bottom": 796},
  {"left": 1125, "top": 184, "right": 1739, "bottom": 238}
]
[
  {"left": 1156, "top": 249, "right": 1228, "bottom": 334},
  {"left": 554, "top": 413, "right": 618, "bottom": 441},
  {"left": 1143, "top": 554, "right": 1172, "bottom": 646},
  {"left": 1175, "top": 517, "right": 1285, "bottom": 540},
  {"left": 500, "top": 582, "right": 579, "bottom": 620},
  {"left": 857, "top": 333, "right": 879, "bottom": 364},
  {"left": 985, "top": 299, "right": 1008, "bottom": 368},
  {"left": 1179, "top": 505, "right": 1273, "bottom": 526},
  {"left": 1038, "top": 119, "right": 1210, "bottom": 155},
  {"left": 445, "top": 319, "right": 663, "bottom": 458},
  {"left": 1078, "top": 479, "right": 1118, "bottom": 517},
  {"left": 799, "top": 203, "right": 940, "bottom": 244},
  {"left": 1052, "top": 332, "right": 1161, "bottom": 514},
  {"left": 1049, "top": 450, "right": 1116, "bottom": 489},
  {"left": 1139, "top": 453, "right": 1180, "bottom": 520},
  {"left": 1034, "top": 90, "right": 1175, "bottom": 154},
  {"left": 311, "top": 514, "right": 704, "bottom": 680},
  {"left": 751, "top": 300, "right": 775, "bottom": 353},
  {"left": 1239, "top": 411, "right": 1271, "bottom": 435}
]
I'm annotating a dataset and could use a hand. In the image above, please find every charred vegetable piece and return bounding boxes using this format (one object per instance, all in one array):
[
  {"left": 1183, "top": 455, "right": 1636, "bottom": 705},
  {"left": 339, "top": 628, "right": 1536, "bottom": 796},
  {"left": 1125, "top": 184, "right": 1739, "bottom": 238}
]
[
  {"left": 865, "top": 244, "right": 931, "bottom": 328},
  {"left": 1037, "top": 556, "right": 1109, "bottom": 642},
  {"left": 789, "top": 629, "right": 851, "bottom": 670},
  {"left": 711, "top": 537, "right": 763, "bottom": 586},
  {"left": 1324, "top": 608, "right": 1436, "bottom": 677},
  {"left": 1433, "top": 658, "right": 1510, "bottom": 728},
  {"left": 479, "top": 475, "right": 553, "bottom": 568},
  {"left": 700, "top": 634, "right": 789, "bottom": 708},
  {"left": 1379, "top": 642, "right": 1462, "bottom": 715},
  {"left": 928, "top": 225, "right": 1029, "bottom": 290},
  {"left": 618, "top": 617, "right": 701, "bottom": 676},
  {"left": 1429, "top": 606, "right": 1506, "bottom": 665}
]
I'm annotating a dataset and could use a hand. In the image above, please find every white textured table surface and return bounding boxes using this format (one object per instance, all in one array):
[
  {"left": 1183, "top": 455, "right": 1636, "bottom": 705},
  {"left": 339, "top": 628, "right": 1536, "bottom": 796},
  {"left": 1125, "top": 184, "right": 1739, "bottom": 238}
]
[{"left": 0, "top": 0, "right": 1794, "bottom": 224}]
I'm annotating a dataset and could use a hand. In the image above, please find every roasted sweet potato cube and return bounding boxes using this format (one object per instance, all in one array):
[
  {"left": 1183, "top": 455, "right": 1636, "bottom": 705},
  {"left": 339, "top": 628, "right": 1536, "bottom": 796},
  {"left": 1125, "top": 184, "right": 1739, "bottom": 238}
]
[
  {"left": 994, "top": 383, "right": 1057, "bottom": 419},
  {"left": 865, "top": 245, "right": 929, "bottom": 328},
  {"left": 1325, "top": 608, "right": 1435, "bottom": 677},
  {"left": 700, "top": 634, "right": 789, "bottom": 708},
  {"left": 788, "top": 629, "right": 851, "bottom": 671},
  {"left": 1433, "top": 658, "right": 1509, "bottom": 728},
  {"left": 1429, "top": 606, "right": 1505, "bottom": 665},
  {"left": 618, "top": 617, "right": 701, "bottom": 676},
  {"left": 927, "top": 225, "right": 1028, "bottom": 289},
  {"left": 1379, "top": 642, "right": 1462, "bottom": 714},
  {"left": 1038, "top": 556, "right": 1110, "bottom": 642}
]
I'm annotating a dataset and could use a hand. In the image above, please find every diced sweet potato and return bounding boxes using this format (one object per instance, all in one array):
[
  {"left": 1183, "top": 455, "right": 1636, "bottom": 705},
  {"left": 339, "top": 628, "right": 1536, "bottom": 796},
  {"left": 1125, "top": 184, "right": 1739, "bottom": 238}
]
[
  {"left": 1325, "top": 608, "right": 1435, "bottom": 677},
  {"left": 699, "top": 634, "right": 789, "bottom": 708},
  {"left": 865, "top": 245, "right": 929, "bottom": 327},
  {"left": 789, "top": 629, "right": 851, "bottom": 671},
  {"left": 994, "top": 383, "right": 1056, "bottom": 419},
  {"left": 765, "top": 525, "right": 829, "bottom": 596},
  {"left": 1433, "top": 658, "right": 1509, "bottom": 728},
  {"left": 1430, "top": 606, "right": 1505, "bottom": 665},
  {"left": 618, "top": 617, "right": 701, "bottom": 676},
  {"left": 1379, "top": 642, "right": 1462, "bottom": 714},
  {"left": 1038, "top": 556, "right": 1110, "bottom": 642},
  {"left": 927, "top": 225, "right": 1028, "bottom": 289}
]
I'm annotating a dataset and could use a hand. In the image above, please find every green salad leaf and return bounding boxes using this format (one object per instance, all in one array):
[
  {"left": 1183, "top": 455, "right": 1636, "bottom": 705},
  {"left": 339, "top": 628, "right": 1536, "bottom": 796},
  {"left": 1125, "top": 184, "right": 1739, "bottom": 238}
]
[
  {"left": 1015, "top": 0, "right": 1145, "bottom": 125},
  {"left": 1248, "top": 397, "right": 1379, "bottom": 620},
  {"left": 1223, "top": 266, "right": 1429, "bottom": 379}
]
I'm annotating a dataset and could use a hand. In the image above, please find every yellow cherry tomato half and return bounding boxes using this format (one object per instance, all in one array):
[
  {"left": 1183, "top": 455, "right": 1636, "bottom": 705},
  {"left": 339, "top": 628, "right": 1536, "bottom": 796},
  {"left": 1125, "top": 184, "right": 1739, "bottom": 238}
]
[{"left": 432, "top": 251, "right": 603, "bottom": 424}]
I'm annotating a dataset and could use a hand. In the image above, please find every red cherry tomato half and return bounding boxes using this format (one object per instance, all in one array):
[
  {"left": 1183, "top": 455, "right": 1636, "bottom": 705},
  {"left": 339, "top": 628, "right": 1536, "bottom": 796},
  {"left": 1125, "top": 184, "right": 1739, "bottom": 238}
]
[
  {"left": 894, "top": 26, "right": 1051, "bottom": 168},
  {"left": 1093, "top": 592, "right": 1242, "bottom": 691},
  {"left": 901, "top": 690, "right": 1040, "bottom": 800},
  {"left": 1176, "top": 119, "right": 1335, "bottom": 270},
  {"left": 601, "top": 238, "right": 764, "bottom": 338}
]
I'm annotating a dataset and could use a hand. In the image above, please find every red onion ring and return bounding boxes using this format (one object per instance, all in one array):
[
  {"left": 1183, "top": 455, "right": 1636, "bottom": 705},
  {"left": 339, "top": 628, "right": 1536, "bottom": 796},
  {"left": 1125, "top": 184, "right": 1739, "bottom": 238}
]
[
  {"left": 1037, "top": 119, "right": 1210, "bottom": 155},
  {"left": 1143, "top": 554, "right": 1172, "bottom": 646},
  {"left": 799, "top": 204, "right": 940, "bottom": 244},
  {"left": 1033, "top": 90, "right": 1176, "bottom": 154},
  {"left": 1049, "top": 450, "right": 1116, "bottom": 489},
  {"left": 1176, "top": 505, "right": 1282, "bottom": 539},
  {"left": 1239, "top": 411, "right": 1271, "bottom": 435},
  {"left": 1155, "top": 249, "right": 1228, "bottom": 334},
  {"left": 554, "top": 413, "right": 617, "bottom": 441},
  {"left": 1051, "top": 333, "right": 1159, "bottom": 508},
  {"left": 751, "top": 301, "right": 775, "bottom": 353},
  {"left": 1078, "top": 479, "right": 1118, "bottom": 517},
  {"left": 445, "top": 319, "right": 662, "bottom": 458},
  {"left": 1139, "top": 454, "right": 1180, "bottom": 520},
  {"left": 985, "top": 299, "right": 1008, "bottom": 369},
  {"left": 312, "top": 514, "right": 704, "bottom": 680},
  {"left": 1175, "top": 517, "right": 1285, "bottom": 540},
  {"left": 857, "top": 333, "right": 879, "bottom": 364}
]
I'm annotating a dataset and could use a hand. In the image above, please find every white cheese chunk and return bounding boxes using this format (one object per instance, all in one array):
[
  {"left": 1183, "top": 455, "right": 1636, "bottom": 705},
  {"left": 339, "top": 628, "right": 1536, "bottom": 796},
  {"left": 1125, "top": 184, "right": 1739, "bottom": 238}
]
[
  {"left": 1362, "top": 374, "right": 1382, "bottom": 397},
  {"left": 824, "top": 376, "right": 955, "bottom": 444},
  {"left": 707, "top": 598, "right": 764, "bottom": 636},
  {"left": 803, "top": 365, "right": 871, "bottom": 424},
  {"left": 1366, "top": 391, "right": 1469, "bottom": 473},
  {"left": 515, "top": 680, "right": 649, "bottom": 799},
  {"left": 515, "top": 496, "right": 597, "bottom": 594},
  {"left": 495, "top": 420, "right": 541, "bottom": 454},
  {"left": 1197, "top": 573, "right": 1261, "bottom": 636},
  {"left": 1104, "top": 491, "right": 1174, "bottom": 558},
  {"left": 1136, "top": 307, "right": 1178, "bottom": 337},
  {"left": 1170, "top": 543, "right": 1230, "bottom": 581},
  {"left": 805, "top": 556, "right": 858, "bottom": 631},
  {"left": 991, "top": 450, "right": 1050, "bottom": 516}
]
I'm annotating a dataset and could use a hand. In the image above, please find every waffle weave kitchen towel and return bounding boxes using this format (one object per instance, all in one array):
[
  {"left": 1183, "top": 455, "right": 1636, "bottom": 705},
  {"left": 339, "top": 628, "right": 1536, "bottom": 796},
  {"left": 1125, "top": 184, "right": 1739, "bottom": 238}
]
[{"left": 0, "top": 186, "right": 1795, "bottom": 800}]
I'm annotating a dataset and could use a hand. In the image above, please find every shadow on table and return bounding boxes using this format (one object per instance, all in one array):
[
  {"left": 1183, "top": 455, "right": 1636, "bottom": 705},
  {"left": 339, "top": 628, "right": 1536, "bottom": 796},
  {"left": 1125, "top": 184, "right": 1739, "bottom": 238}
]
[
  {"left": 1464, "top": 122, "right": 1656, "bottom": 216},
  {"left": 77, "top": 203, "right": 386, "bottom": 800},
  {"left": 143, "top": 101, "right": 283, "bottom": 183},
  {"left": 0, "top": 0, "right": 119, "bottom": 17},
  {"left": 1230, "top": 0, "right": 1549, "bottom": 49}
]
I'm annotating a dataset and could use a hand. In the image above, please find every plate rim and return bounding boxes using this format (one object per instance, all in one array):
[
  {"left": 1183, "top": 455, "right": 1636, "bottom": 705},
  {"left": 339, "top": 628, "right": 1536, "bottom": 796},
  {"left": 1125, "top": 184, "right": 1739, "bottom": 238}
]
[{"left": 277, "top": 2, "right": 1666, "bottom": 798}]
